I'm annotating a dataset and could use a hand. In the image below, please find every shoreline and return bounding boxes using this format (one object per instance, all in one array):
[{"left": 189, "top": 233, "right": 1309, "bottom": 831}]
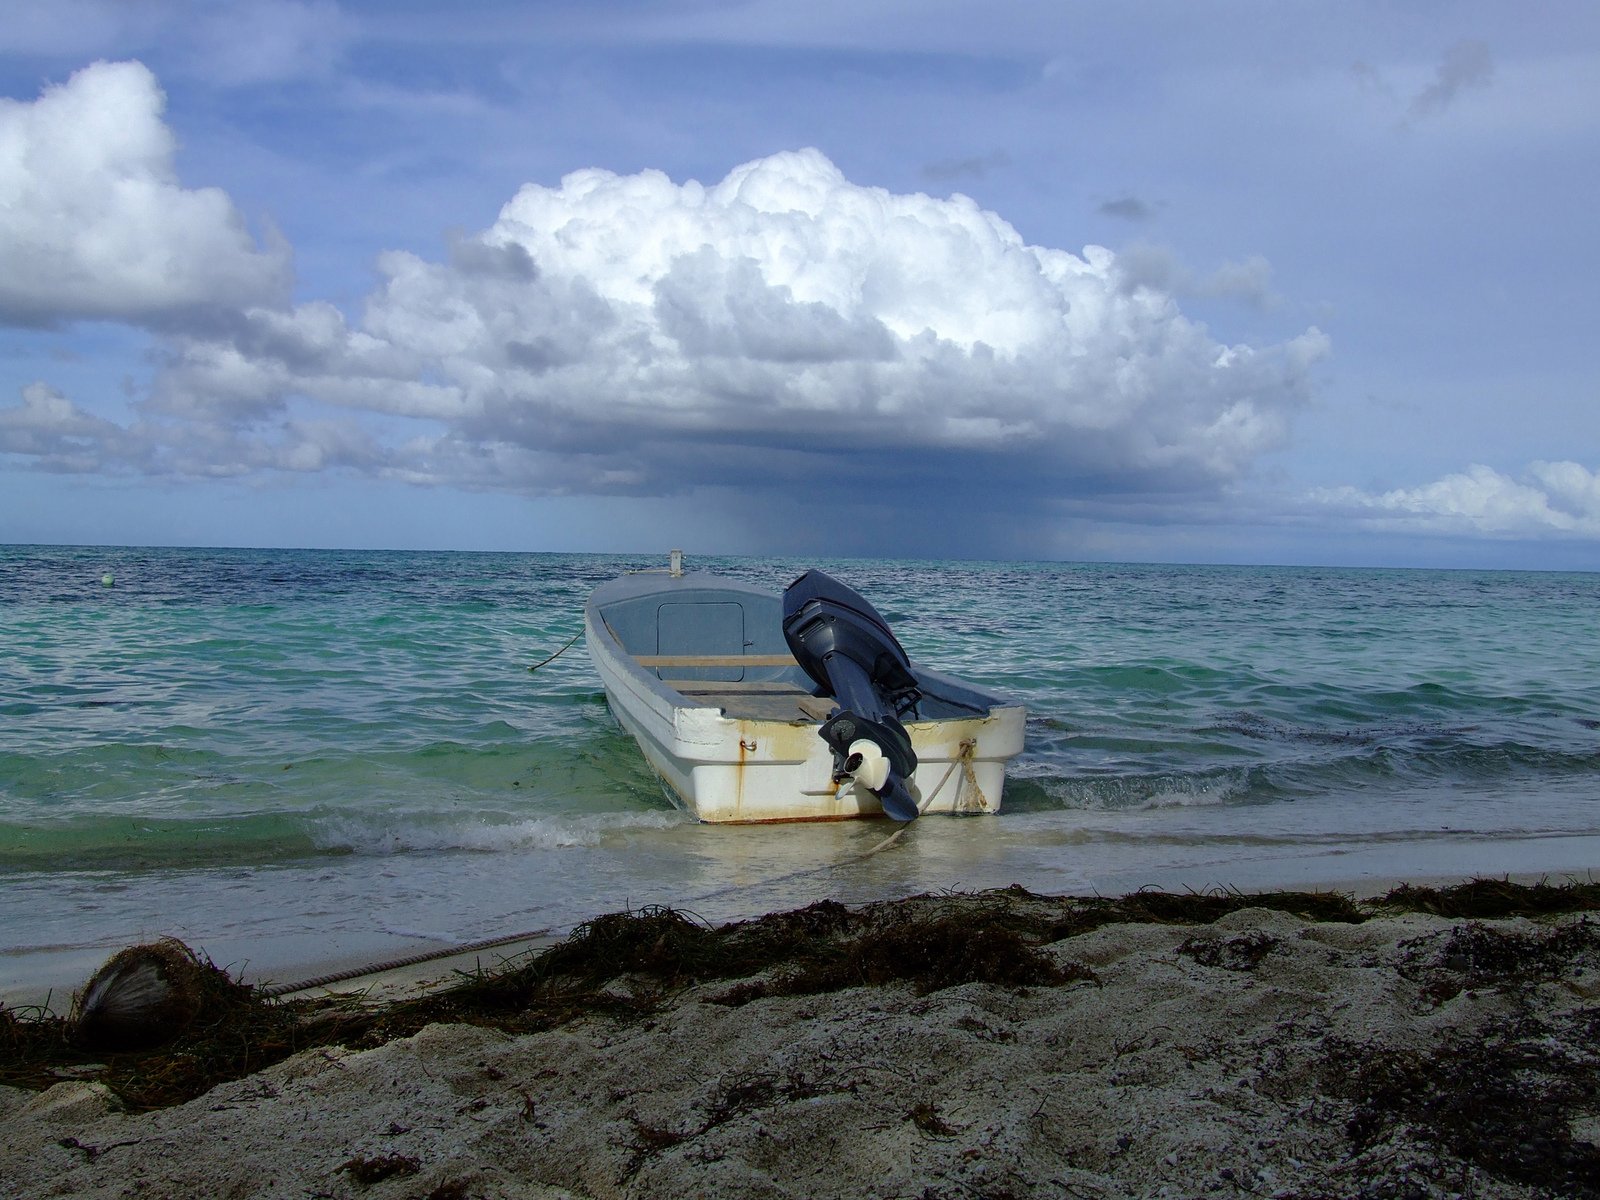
[
  {"left": 4, "top": 878, "right": 1600, "bottom": 1198},
  {"left": 7, "top": 863, "right": 1598, "bottom": 1015}
]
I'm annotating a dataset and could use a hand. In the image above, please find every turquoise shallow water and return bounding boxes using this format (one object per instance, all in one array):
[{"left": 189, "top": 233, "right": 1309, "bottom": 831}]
[{"left": 3, "top": 546, "right": 1599, "bottom": 1001}]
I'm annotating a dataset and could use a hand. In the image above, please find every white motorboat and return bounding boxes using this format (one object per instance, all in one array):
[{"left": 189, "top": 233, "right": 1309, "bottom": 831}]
[{"left": 584, "top": 555, "right": 1025, "bottom": 823}]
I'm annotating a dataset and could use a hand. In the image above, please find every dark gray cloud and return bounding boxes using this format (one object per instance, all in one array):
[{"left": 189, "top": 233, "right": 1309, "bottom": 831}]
[
  {"left": 1099, "top": 195, "right": 1155, "bottom": 221},
  {"left": 1409, "top": 39, "right": 1494, "bottom": 119},
  {"left": 1352, "top": 39, "right": 1496, "bottom": 125},
  {"left": 921, "top": 151, "right": 1011, "bottom": 182}
]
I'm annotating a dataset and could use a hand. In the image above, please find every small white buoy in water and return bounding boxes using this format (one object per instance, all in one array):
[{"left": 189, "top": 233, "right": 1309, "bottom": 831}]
[{"left": 101, "top": 572, "right": 114, "bottom": 587}]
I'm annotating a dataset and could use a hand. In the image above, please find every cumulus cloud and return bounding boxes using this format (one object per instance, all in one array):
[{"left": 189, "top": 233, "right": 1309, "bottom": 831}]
[
  {"left": 0, "top": 60, "right": 290, "bottom": 327},
  {"left": 0, "top": 68, "right": 1329, "bottom": 521},
  {"left": 1311, "top": 462, "right": 1600, "bottom": 538},
  {"left": 1114, "top": 243, "right": 1280, "bottom": 310},
  {"left": 181, "top": 148, "right": 1323, "bottom": 499},
  {"left": 0, "top": 383, "right": 139, "bottom": 472}
]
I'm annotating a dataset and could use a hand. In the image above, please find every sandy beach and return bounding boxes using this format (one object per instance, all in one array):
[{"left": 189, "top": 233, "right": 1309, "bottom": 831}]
[{"left": 4, "top": 883, "right": 1598, "bottom": 1200}]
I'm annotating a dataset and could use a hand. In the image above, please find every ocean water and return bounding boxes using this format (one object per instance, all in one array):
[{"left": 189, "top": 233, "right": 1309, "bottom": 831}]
[{"left": 3, "top": 545, "right": 1598, "bottom": 1003}]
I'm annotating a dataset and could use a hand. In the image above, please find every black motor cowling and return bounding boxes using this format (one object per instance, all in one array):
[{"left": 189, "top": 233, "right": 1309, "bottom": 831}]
[{"left": 782, "top": 570, "right": 921, "bottom": 821}]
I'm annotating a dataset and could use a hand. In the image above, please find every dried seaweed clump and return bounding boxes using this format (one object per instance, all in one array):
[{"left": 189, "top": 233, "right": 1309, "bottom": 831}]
[
  {"left": 444, "top": 897, "right": 1083, "bottom": 1015},
  {"left": 1320, "top": 1011, "right": 1600, "bottom": 1198},
  {"left": 1380, "top": 876, "right": 1600, "bottom": 919},
  {"left": 9, "top": 881, "right": 1600, "bottom": 1116},
  {"left": 339, "top": 1153, "right": 421, "bottom": 1184},
  {"left": 1413, "top": 918, "right": 1600, "bottom": 981},
  {"left": 1177, "top": 930, "right": 1279, "bottom": 972},
  {"left": 713, "top": 893, "right": 1094, "bottom": 1005},
  {"left": 1, "top": 1004, "right": 24, "bottom": 1055},
  {"left": 539, "top": 905, "right": 721, "bottom": 986},
  {"left": 832, "top": 903, "right": 1084, "bottom": 992}
]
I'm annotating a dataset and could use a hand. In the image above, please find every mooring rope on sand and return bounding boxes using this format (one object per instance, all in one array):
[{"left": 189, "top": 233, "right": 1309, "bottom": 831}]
[{"left": 261, "top": 928, "right": 555, "bottom": 998}]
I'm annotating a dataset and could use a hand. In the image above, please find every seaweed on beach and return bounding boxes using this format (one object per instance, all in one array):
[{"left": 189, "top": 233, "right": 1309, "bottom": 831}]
[
  {"left": 94, "top": 997, "right": 334, "bottom": 1112},
  {"left": 0, "top": 1003, "right": 70, "bottom": 1093},
  {"left": 1409, "top": 917, "right": 1600, "bottom": 981},
  {"left": 1319, "top": 1009, "right": 1600, "bottom": 1198},
  {"left": 383, "top": 900, "right": 870, "bottom": 1027},
  {"left": 1100, "top": 886, "right": 1367, "bottom": 928},
  {"left": 1, "top": 1003, "right": 29, "bottom": 1055},
  {"left": 0, "top": 974, "right": 337, "bottom": 1111},
  {"left": 423, "top": 904, "right": 725, "bottom": 1016},
  {"left": 617, "top": 1067, "right": 826, "bottom": 1180},
  {"left": 338, "top": 1153, "right": 422, "bottom": 1184},
  {"left": 1396, "top": 916, "right": 1600, "bottom": 1008},
  {"left": 539, "top": 905, "right": 724, "bottom": 986},
  {"left": 1176, "top": 929, "right": 1280, "bottom": 972},
  {"left": 7, "top": 879, "right": 1600, "bottom": 1113},
  {"left": 718, "top": 891, "right": 1091, "bottom": 1002},
  {"left": 1378, "top": 875, "right": 1600, "bottom": 918},
  {"left": 404, "top": 892, "right": 1080, "bottom": 1020}
]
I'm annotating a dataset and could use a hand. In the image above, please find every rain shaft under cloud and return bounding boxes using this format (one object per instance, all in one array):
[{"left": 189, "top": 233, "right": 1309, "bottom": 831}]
[{"left": 0, "top": 61, "right": 1328, "bottom": 533}]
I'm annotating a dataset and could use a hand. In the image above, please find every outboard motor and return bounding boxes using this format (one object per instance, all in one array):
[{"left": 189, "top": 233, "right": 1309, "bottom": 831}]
[{"left": 782, "top": 570, "right": 922, "bottom": 821}]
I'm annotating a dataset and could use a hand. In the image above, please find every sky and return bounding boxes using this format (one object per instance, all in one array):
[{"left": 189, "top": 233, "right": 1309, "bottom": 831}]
[{"left": 1, "top": 2, "right": 1597, "bottom": 567}]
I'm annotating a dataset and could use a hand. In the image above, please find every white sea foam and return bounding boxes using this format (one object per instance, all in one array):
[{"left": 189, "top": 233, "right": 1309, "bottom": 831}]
[
  {"left": 309, "top": 809, "right": 686, "bottom": 856},
  {"left": 1128, "top": 783, "right": 1240, "bottom": 811},
  {"left": 1043, "top": 773, "right": 1243, "bottom": 813}
]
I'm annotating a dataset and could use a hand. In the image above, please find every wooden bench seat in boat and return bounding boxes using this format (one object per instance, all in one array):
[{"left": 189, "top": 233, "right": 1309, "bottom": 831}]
[
  {"left": 626, "top": 651, "right": 818, "bottom": 719},
  {"left": 632, "top": 654, "right": 798, "bottom": 668}
]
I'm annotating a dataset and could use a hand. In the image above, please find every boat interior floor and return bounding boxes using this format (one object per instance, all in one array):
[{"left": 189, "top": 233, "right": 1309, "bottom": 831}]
[{"left": 659, "top": 680, "right": 826, "bottom": 723}]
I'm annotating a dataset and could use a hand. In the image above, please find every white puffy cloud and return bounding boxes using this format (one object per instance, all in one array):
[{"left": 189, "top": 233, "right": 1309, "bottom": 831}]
[
  {"left": 1311, "top": 462, "right": 1600, "bottom": 538},
  {"left": 1, "top": 76, "right": 1329, "bottom": 516},
  {"left": 0, "top": 60, "right": 290, "bottom": 327},
  {"left": 153, "top": 148, "right": 1323, "bottom": 501}
]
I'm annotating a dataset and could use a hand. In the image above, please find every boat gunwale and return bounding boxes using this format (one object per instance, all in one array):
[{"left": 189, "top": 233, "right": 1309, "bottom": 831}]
[{"left": 584, "top": 570, "right": 1022, "bottom": 722}]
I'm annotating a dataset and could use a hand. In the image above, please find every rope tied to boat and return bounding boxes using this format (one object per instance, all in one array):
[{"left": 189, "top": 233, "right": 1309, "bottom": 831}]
[
  {"left": 527, "top": 627, "right": 584, "bottom": 672},
  {"left": 956, "top": 740, "right": 990, "bottom": 814},
  {"left": 260, "top": 927, "right": 554, "bottom": 998},
  {"left": 859, "top": 738, "right": 981, "bottom": 856}
]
